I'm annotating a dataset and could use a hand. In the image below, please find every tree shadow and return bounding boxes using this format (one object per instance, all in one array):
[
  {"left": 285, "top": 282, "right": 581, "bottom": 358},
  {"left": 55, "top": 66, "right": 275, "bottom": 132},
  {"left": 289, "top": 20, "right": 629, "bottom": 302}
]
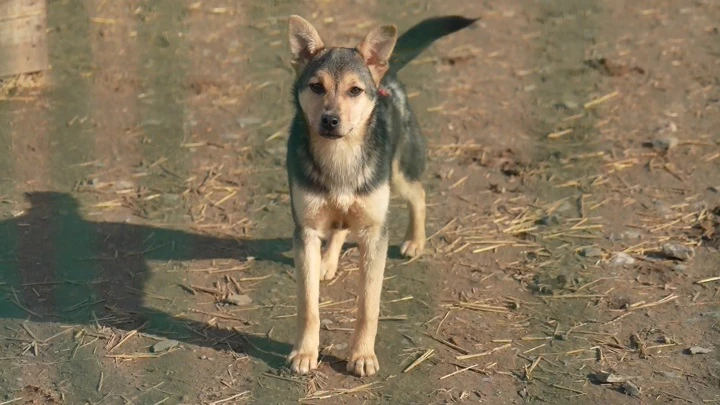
[{"left": 0, "top": 191, "right": 309, "bottom": 369}]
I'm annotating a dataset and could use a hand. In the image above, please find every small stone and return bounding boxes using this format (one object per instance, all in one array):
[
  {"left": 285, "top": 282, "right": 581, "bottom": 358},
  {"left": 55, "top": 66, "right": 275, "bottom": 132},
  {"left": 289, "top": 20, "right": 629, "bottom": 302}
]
[
  {"left": 333, "top": 343, "right": 348, "bottom": 351},
  {"left": 580, "top": 247, "right": 604, "bottom": 258},
  {"left": 653, "top": 200, "right": 674, "bottom": 217},
  {"left": 611, "top": 252, "right": 636, "bottom": 266},
  {"left": 151, "top": 339, "right": 179, "bottom": 353},
  {"left": 161, "top": 193, "right": 182, "bottom": 204},
  {"left": 537, "top": 215, "right": 560, "bottom": 226},
  {"left": 321, "top": 319, "right": 333, "bottom": 325},
  {"left": 652, "top": 136, "right": 679, "bottom": 152},
  {"left": 656, "top": 371, "right": 681, "bottom": 379},
  {"left": 220, "top": 133, "right": 242, "bottom": 141},
  {"left": 235, "top": 117, "right": 262, "bottom": 128},
  {"left": 595, "top": 371, "right": 630, "bottom": 383},
  {"left": 225, "top": 294, "right": 253, "bottom": 306},
  {"left": 672, "top": 264, "right": 687, "bottom": 272},
  {"left": 112, "top": 180, "right": 135, "bottom": 191},
  {"left": 556, "top": 200, "right": 573, "bottom": 213},
  {"left": 622, "top": 230, "right": 642, "bottom": 239},
  {"left": 686, "top": 346, "right": 712, "bottom": 355},
  {"left": 662, "top": 243, "right": 694, "bottom": 261},
  {"left": 621, "top": 381, "right": 641, "bottom": 397}
]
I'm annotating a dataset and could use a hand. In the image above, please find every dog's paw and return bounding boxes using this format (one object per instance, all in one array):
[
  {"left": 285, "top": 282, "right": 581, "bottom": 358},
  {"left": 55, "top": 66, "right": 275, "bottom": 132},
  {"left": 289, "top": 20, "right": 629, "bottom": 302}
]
[
  {"left": 288, "top": 348, "right": 319, "bottom": 374},
  {"left": 400, "top": 239, "right": 424, "bottom": 258},
  {"left": 347, "top": 351, "right": 379, "bottom": 377},
  {"left": 320, "top": 259, "right": 338, "bottom": 281}
]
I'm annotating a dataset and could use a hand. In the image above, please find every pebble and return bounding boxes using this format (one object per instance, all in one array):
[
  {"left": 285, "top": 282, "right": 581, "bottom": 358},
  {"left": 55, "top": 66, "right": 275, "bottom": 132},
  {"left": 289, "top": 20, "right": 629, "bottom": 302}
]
[
  {"left": 686, "top": 346, "right": 713, "bottom": 355},
  {"left": 235, "top": 117, "right": 262, "bottom": 128},
  {"left": 653, "top": 200, "right": 674, "bottom": 218},
  {"left": 661, "top": 243, "right": 694, "bottom": 261},
  {"left": 623, "top": 230, "right": 642, "bottom": 239},
  {"left": 621, "top": 381, "right": 641, "bottom": 397},
  {"left": 537, "top": 215, "right": 560, "bottom": 226},
  {"left": 611, "top": 252, "right": 636, "bottom": 266},
  {"left": 672, "top": 264, "right": 687, "bottom": 272},
  {"left": 657, "top": 371, "right": 681, "bottom": 379},
  {"left": 225, "top": 294, "right": 253, "bottom": 306},
  {"left": 652, "top": 136, "right": 679, "bottom": 152},
  {"left": 333, "top": 343, "right": 348, "bottom": 351},
  {"left": 595, "top": 372, "right": 630, "bottom": 383},
  {"left": 161, "top": 193, "right": 182, "bottom": 204},
  {"left": 151, "top": 339, "right": 179, "bottom": 353},
  {"left": 112, "top": 180, "right": 135, "bottom": 191},
  {"left": 580, "top": 247, "right": 604, "bottom": 258},
  {"left": 321, "top": 319, "right": 333, "bottom": 325}
]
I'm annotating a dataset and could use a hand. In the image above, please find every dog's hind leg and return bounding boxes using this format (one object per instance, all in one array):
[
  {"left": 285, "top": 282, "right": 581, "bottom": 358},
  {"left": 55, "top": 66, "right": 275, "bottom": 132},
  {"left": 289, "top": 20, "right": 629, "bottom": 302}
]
[
  {"left": 392, "top": 162, "right": 426, "bottom": 258},
  {"left": 321, "top": 229, "right": 348, "bottom": 281}
]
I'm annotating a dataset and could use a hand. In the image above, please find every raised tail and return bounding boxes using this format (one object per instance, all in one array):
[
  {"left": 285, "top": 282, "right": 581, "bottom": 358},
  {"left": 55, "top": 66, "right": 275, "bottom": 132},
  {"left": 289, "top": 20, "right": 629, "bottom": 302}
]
[{"left": 390, "top": 15, "right": 479, "bottom": 74}]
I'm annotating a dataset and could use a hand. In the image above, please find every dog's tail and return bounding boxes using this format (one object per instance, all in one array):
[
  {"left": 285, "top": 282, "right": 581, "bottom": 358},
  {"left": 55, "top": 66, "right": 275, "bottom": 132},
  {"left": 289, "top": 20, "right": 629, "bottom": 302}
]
[{"left": 390, "top": 15, "right": 479, "bottom": 74}]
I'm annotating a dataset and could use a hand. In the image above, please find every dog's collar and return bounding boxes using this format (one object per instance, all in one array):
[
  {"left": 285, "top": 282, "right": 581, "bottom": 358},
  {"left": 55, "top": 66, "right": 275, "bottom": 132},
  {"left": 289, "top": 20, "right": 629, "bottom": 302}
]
[{"left": 378, "top": 87, "right": 390, "bottom": 97}]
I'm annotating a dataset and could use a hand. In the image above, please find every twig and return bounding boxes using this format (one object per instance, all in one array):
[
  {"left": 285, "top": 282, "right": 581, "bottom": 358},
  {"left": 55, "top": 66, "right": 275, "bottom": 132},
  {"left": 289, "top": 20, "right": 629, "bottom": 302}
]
[
  {"left": 424, "top": 332, "right": 469, "bottom": 355},
  {"left": 696, "top": 276, "right": 720, "bottom": 284},
  {"left": 626, "top": 294, "right": 678, "bottom": 311},
  {"left": 403, "top": 349, "right": 435, "bottom": 373},
  {"left": 457, "top": 343, "right": 511, "bottom": 360},
  {"left": 209, "top": 391, "right": 251, "bottom": 404},
  {"left": 439, "top": 363, "right": 479, "bottom": 380}
]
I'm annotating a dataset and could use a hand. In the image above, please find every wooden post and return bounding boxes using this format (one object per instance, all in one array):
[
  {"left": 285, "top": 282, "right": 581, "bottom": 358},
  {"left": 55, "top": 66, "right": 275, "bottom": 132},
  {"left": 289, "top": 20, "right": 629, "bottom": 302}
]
[{"left": 0, "top": 0, "right": 48, "bottom": 77}]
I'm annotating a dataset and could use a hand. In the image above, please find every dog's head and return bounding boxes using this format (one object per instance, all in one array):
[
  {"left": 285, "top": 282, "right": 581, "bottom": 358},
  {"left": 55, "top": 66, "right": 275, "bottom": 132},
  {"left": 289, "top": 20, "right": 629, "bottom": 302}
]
[{"left": 288, "top": 15, "right": 397, "bottom": 140}]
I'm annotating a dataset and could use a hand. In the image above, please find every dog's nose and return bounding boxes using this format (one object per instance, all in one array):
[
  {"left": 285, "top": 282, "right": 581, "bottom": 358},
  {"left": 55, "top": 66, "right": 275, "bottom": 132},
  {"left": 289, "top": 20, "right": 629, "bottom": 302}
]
[{"left": 321, "top": 114, "right": 340, "bottom": 130}]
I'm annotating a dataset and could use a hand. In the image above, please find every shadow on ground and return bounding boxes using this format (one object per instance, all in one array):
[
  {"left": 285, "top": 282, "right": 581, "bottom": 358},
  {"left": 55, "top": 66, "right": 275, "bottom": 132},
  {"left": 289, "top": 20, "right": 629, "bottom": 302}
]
[{"left": 0, "top": 192, "right": 308, "bottom": 369}]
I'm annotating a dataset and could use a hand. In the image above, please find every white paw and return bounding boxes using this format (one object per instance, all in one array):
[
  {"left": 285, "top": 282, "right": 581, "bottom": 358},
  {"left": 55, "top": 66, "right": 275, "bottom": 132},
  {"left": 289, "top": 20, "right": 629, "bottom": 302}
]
[
  {"left": 320, "top": 259, "right": 338, "bottom": 281},
  {"left": 288, "top": 348, "right": 318, "bottom": 374},
  {"left": 347, "top": 351, "right": 379, "bottom": 377},
  {"left": 400, "top": 239, "right": 424, "bottom": 258}
]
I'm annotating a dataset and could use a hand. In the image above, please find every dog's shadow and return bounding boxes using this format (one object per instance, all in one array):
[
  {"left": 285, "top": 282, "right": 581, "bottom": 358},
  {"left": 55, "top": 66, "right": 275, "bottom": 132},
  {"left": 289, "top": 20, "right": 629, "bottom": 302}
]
[{"left": 0, "top": 191, "right": 325, "bottom": 369}]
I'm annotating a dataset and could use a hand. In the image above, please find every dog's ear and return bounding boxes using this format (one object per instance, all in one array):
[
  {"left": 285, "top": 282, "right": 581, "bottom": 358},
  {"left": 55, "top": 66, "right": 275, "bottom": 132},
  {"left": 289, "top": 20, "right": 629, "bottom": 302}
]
[
  {"left": 357, "top": 25, "right": 398, "bottom": 85},
  {"left": 288, "top": 15, "right": 325, "bottom": 74}
]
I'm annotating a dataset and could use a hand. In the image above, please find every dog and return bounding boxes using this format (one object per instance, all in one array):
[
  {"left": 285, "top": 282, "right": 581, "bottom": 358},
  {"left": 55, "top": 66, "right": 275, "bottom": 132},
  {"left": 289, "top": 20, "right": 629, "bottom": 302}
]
[{"left": 284, "top": 14, "right": 477, "bottom": 377}]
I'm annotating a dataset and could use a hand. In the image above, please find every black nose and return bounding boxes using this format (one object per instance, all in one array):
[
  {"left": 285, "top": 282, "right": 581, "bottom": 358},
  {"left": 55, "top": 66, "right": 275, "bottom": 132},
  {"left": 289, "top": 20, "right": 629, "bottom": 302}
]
[{"left": 321, "top": 114, "right": 340, "bottom": 130}]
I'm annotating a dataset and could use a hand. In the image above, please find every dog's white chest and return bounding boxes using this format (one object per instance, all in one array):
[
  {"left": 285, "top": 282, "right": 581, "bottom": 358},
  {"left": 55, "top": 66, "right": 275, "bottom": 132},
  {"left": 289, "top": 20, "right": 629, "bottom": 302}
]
[{"left": 292, "top": 184, "right": 390, "bottom": 234}]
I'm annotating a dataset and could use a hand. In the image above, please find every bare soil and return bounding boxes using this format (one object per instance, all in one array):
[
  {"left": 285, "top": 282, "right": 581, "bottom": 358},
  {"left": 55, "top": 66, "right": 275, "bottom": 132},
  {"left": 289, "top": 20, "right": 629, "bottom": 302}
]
[{"left": 1, "top": 0, "right": 719, "bottom": 404}]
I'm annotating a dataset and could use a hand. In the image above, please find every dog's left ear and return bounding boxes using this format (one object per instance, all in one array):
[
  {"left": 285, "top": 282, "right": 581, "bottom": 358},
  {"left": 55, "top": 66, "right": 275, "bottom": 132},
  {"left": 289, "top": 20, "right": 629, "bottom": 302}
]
[{"left": 357, "top": 25, "right": 398, "bottom": 85}]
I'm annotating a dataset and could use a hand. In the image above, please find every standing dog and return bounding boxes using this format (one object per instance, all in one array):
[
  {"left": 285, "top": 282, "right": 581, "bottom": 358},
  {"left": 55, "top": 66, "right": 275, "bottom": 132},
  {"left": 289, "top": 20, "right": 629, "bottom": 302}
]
[{"left": 285, "top": 14, "right": 476, "bottom": 377}]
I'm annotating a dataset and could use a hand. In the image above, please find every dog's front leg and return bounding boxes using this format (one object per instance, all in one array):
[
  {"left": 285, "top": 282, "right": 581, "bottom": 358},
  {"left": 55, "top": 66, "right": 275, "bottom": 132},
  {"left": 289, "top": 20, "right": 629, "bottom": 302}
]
[
  {"left": 347, "top": 223, "right": 388, "bottom": 377},
  {"left": 288, "top": 226, "right": 322, "bottom": 374}
]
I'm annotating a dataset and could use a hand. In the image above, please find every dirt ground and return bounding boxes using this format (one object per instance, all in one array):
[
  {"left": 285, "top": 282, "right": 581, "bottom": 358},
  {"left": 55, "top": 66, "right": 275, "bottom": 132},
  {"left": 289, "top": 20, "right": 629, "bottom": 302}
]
[{"left": 1, "top": 0, "right": 719, "bottom": 403}]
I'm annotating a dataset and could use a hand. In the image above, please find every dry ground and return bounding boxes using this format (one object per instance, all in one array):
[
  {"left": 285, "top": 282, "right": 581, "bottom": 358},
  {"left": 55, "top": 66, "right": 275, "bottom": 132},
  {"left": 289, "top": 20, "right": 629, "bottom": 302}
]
[{"left": 1, "top": 0, "right": 719, "bottom": 404}]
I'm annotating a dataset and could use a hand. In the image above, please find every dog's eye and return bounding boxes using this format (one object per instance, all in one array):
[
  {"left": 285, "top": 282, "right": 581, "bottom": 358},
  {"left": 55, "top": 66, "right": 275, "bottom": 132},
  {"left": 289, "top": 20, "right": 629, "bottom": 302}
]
[
  {"left": 348, "top": 87, "right": 363, "bottom": 97},
  {"left": 309, "top": 83, "right": 324, "bottom": 94}
]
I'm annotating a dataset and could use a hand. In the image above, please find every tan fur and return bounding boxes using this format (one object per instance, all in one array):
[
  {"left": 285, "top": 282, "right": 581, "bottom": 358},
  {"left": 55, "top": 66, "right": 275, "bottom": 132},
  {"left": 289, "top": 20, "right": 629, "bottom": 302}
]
[
  {"left": 287, "top": 226, "right": 322, "bottom": 374},
  {"left": 320, "top": 229, "right": 348, "bottom": 281},
  {"left": 289, "top": 182, "right": 391, "bottom": 376},
  {"left": 391, "top": 159, "right": 426, "bottom": 257},
  {"left": 287, "top": 15, "right": 415, "bottom": 378}
]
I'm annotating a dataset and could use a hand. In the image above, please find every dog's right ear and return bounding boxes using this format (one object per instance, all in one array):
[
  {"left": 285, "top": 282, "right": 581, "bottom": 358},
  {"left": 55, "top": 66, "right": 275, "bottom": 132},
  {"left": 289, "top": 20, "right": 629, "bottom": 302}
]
[{"left": 288, "top": 15, "right": 324, "bottom": 74}]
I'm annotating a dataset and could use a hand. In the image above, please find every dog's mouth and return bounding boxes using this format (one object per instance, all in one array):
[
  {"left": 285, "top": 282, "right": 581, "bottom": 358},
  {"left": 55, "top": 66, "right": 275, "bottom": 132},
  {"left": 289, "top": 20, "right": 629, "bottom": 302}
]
[{"left": 318, "top": 130, "right": 343, "bottom": 140}]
